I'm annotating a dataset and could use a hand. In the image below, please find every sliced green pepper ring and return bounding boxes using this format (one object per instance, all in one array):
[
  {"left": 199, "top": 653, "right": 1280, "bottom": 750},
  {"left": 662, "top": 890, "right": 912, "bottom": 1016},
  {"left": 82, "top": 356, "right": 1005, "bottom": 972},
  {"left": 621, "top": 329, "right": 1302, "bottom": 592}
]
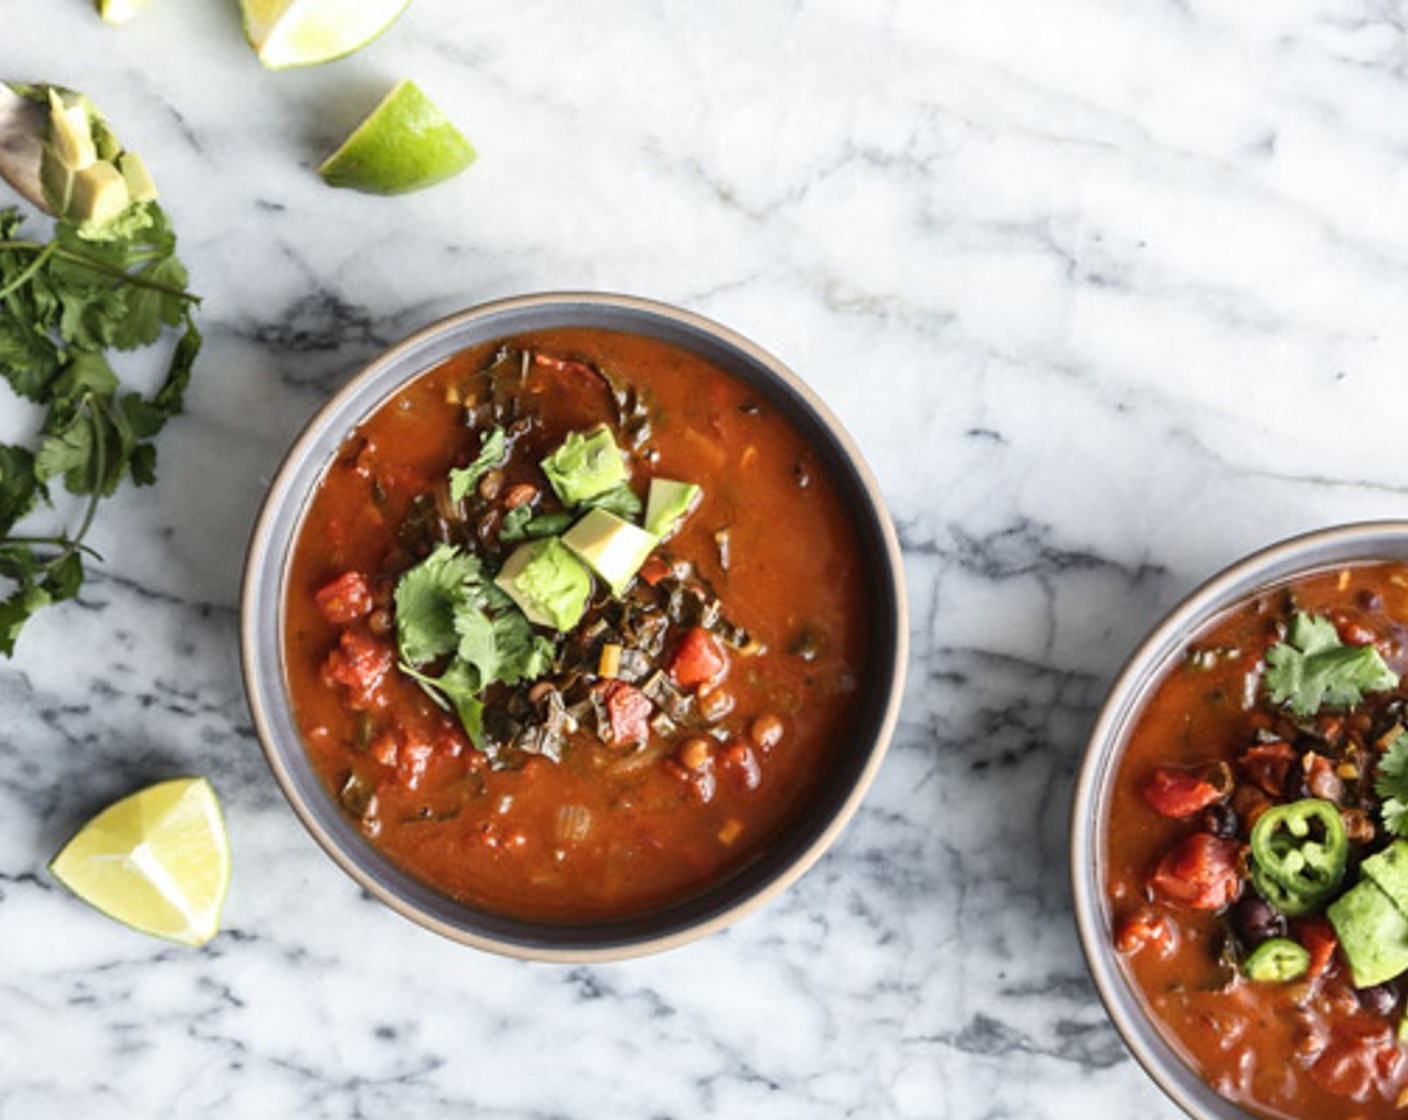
[
  {"left": 1251, "top": 860, "right": 1320, "bottom": 917},
  {"left": 1249, "top": 798, "right": 1348, "bottom": 914},
  {"left": 1245, "top": 937, "right": 1311, "bottom": 983}
]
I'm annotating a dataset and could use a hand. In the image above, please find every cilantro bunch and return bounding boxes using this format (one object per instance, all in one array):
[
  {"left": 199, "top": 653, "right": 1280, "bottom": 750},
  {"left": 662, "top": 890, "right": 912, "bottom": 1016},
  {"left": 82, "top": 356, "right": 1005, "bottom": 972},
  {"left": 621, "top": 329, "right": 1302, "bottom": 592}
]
[{"left": 0, "top": 202, "right": 199, "bottom": 654}]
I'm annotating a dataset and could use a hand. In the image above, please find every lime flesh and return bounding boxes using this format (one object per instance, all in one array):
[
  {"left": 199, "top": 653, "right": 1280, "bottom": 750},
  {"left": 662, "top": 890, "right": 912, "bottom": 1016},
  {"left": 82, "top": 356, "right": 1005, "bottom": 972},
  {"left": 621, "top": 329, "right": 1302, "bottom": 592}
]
[
  {"left": 49, "top": 777, "right": 230, "bottom": 947},
  {"left": 319, "top": 80, "right": 476, "bottom": 195},
  {"left": 241, "top": 0, "right": 410, "bottom": 69},
  {"left": 97, "top": 0, "right": 152, "bottom": 24}
]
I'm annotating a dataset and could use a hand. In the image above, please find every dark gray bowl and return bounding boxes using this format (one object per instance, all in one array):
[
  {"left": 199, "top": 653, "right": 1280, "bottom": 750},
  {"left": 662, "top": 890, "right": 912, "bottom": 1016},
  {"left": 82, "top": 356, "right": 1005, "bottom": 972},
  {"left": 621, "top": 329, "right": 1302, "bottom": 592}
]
[
  {"left": 241, "top": 292, "right": 908, "bottom": 961},
  {"left": 1071, "top": 520, "right": 1408, "bottom": 1118}
]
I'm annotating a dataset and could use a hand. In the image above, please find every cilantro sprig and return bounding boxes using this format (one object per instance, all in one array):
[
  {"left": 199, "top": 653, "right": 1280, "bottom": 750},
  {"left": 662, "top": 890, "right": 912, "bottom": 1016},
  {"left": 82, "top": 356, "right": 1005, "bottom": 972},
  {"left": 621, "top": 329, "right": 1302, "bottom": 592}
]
[
  {"left": 393, "top": 544, "right": 553, "bottom": 750},
  {"left": 1263, "top": 611, "right": 1399, "bottom": 717},
  {"left": 0, "top": 199, "right": 200, "bottom": 655},
  {"left": 1376, "top": 731, "right": 1408, "bottom": 839}
]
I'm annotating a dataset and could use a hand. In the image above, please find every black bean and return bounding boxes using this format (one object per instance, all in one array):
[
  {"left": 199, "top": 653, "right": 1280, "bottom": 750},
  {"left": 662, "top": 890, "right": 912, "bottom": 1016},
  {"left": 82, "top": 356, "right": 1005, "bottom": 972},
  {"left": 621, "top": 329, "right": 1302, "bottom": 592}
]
[
  {"left": 1282, "top": 765, "right": 1312, "bottom": 802},
  {"left": 1231, "top": 895, "right": 1285, "bottom": 948},
  {"left": 1358, "top": 983, "right": 1398, "bottom": 1017},
  {"left": 1202, "top": 802, "right": 1239, "bottom": 839}
]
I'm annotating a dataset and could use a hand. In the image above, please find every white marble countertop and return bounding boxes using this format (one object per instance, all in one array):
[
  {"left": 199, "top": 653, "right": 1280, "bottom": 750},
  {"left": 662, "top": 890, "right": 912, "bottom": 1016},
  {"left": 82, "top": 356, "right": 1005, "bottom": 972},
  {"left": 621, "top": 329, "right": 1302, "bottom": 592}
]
[{"left": 6, "top": 1, "right": 1408, "bottom": 1116}]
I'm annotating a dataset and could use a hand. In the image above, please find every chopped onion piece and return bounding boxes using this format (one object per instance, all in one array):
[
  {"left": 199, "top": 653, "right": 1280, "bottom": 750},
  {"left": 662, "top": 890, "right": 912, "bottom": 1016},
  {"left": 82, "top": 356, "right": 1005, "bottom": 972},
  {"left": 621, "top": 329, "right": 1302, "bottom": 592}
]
[{"left": 555, "top": 804, "right": 593, "bottom": 845}]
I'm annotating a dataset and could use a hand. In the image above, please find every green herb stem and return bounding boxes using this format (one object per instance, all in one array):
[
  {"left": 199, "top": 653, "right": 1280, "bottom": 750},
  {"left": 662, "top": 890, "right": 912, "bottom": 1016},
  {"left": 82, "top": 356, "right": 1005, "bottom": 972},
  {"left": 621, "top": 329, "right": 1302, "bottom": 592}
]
[
  {"left": 0, "top": 238, "right": 200, "bottom": 304},
  {"left": 0, "top": 240, "right": 56, "bottom": 301}
]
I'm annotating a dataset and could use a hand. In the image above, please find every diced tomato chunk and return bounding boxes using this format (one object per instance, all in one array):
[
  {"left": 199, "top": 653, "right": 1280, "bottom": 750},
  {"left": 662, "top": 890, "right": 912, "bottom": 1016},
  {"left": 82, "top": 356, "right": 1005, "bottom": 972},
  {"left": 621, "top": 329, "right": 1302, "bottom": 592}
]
[
  {"left": 1308, "top": 1021, "right": 1402, "bottom": 1101},
  {"left": 1300, "top": 917, "right": 1339, "bottom": 980},
  {"left": 1238, "top": 740, "right": 1296, "bottom": 797},
  {"left": 638, "top": 554, "right": 672, "bottom": 587},
  {"left": 1114, "top": 909, "right": 1175, "bottom": 957},
  {"left": 603, "top": 681, "right": 653, "bottom": 744},
  {"left": 314, "top": 571, "right": 373, "bottom": 625},
  {"left": 1149, "top": 832, "right": 1244, "bottom": 911},
  {"left": 670, "top": 627, "right": 726, "bottom": 688},
  {"left": 320, "top": 630, "right": 393, "bottom": 710},
  {"left": 1141, "top": 768, "right": 1223, "bottom": 819}
]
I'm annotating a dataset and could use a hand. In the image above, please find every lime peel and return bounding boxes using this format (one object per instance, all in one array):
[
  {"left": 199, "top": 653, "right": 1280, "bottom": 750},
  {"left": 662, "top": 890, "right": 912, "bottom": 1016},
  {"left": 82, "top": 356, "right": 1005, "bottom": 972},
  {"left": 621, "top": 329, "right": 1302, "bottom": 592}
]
[
  {"left": 241, "top": 0, "right": 411, "bottom": 69},
  {"left": 49, "top": 777, "right": 231, "bottom": 947},
  {"left": 319, "top": 79, "right": 476, "bottom": 195}
]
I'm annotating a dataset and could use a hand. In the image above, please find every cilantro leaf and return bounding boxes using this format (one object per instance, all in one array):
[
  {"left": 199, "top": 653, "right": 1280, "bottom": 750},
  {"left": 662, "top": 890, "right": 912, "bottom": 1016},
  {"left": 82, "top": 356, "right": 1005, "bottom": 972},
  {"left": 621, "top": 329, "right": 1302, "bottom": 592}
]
[
  {"left": 393, "top": 544, "right": 484, "bottom": 666},
  {"left": 399, "top": 659, "right": 485, "bottom": 749},
  {"left": 448, "top": 427, "right": 506, "bottom": 504},
  {"left": 0, "top": 582, "right": 51, "bottom": 658},
  {"left": 392, "top": 542, "right": 556, "bottom": 747},
  {"left": 1263, "top": 610, "right": 1399, "bottom": 716},
  {"left": 580, "top": 483, "right": 642, "bottom": 521},
  {"left": 1376, "top": 731, "right": 1408, "bottom": 838},
  {"left": 0, "top": 446, "right": 41, "bottom": 531},
  {"left": 500, "top": 509, "right": 573, "bottom": 544},
  {"left": 454, "top": 581, "right": 553, "bottom": 689}
]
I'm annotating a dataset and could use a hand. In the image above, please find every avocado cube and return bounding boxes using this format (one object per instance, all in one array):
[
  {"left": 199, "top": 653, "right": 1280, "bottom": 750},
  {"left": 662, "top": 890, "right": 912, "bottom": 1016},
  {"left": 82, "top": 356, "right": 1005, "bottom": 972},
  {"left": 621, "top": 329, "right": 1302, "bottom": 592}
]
[
  {"left": 118, "top": 151, "right": 158, "bottom": 203},
  {"left": 494, "top": 538, "right": 592, "bottom": 632},
  {"left": 1328, "top": 879, "right": 1408, "bottom": 987},
  {"left": 69, "top": 162, "right": 131, "bottom": 229},
  {"left": 541, "top": 425, "right": 628, "bottom": 507},
  {"left": 1362, "top": 840, "right": 1408, "bottom": 914},
  {"left": 562, "top": 508, "right": 658, "bottom": 596},
  {"left": 644, "top": 478, "right": 701, "bottom": 540},
  {"left": 46, "top": 88, "right": 97, "bottom": 171}
]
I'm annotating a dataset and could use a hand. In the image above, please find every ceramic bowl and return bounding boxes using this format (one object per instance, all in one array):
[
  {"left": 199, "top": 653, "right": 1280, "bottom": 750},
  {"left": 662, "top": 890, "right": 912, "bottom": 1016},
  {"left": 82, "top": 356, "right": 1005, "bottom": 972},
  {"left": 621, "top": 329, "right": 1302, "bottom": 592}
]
[
  {"left": 241, "top": 292, "right": 907, "bottom": 961},
  {"left": 1071, "top": 520, "right": 1408, "bottom": 1117}
]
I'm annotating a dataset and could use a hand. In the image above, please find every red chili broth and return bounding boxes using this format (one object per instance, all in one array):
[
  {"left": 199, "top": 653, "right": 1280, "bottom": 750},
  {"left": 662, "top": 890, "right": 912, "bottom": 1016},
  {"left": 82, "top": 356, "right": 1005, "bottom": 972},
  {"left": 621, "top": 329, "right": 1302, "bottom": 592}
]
[{"left": 284, "top": 328, "right": 872, "bottom": 923}]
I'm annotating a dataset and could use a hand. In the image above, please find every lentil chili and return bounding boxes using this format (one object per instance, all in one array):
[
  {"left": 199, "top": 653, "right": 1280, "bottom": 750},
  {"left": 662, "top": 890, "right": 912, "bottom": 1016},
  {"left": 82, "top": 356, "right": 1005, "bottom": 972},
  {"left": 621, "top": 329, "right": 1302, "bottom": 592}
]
[{"left": 284, "top": 328, "right": 871, "bottom": 923}]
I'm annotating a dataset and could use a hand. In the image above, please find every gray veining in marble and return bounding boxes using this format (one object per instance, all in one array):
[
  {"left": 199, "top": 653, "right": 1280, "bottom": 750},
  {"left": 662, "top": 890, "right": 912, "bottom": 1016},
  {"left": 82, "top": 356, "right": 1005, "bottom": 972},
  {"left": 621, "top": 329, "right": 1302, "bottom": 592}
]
[{"left": 7, "top": 1, "right": 1408, "bottom": 1117}]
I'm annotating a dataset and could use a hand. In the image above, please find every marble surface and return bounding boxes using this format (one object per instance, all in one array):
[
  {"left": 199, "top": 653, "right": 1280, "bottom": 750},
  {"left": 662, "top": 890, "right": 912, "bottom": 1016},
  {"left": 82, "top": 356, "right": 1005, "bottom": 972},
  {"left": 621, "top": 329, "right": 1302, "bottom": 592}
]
[{"left": 6, "top": 1, "right": 1408, "bottom": 1116}]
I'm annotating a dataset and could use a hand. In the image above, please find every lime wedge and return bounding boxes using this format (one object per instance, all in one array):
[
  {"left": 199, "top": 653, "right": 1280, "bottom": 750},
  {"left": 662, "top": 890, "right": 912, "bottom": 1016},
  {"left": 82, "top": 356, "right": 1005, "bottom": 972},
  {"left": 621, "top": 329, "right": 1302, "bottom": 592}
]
[
  {"left": 318, "top": 80, "right": 476, "bottom": 195},
  {"left": 49, "top": 777, "right": 231, "bottom": 947},
  {"left": 96, "top": 0, "right": 152, "bottom": 24},
  {"left": 241, "top": 0, "right": 410, "bottom": 69}
]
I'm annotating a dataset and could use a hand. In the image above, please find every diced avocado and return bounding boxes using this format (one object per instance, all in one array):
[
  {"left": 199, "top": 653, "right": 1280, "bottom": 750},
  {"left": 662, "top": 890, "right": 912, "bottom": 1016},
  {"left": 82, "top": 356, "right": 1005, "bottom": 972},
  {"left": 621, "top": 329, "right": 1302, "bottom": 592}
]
[
  {"left": 644, "top": 478, "right": 701, "bottom": 539},
  {"left": 36, "top": 86, "right": 157, "bottom": 233},
  {"left": 1362, "top": 840, "right": 1408, "bottom": 913},
  {"left": 46, "top": 88, "right": 97, "bottom": 171},
  {"left": 118, "top": 151, "right": 158, "bottom": 203},
  {"left": 69, "top": 163, "right": 131, "bottom": 229},
  {"left": 1328, "top": 879, "right": 1408, "bottom": 987},
  {"left": 494, "top": 538, "right": 592, "bottom": 632},
  {"left": 541, "top": 425, "right": 628, "bottom": 507},
  {"left": 562, "top": 508, "right": 658, "bottom": 596}
]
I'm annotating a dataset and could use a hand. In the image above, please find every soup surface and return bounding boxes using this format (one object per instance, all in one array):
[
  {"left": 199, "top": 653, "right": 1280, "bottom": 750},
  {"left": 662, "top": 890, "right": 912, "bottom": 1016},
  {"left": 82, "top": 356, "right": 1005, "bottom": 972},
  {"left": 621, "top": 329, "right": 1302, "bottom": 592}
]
[
  {"left": 1106, "top": 562, "right": 1408, "bottom": 1118},
  {"left": 284, "top": 328, "right": 870, "bottom": 922}
]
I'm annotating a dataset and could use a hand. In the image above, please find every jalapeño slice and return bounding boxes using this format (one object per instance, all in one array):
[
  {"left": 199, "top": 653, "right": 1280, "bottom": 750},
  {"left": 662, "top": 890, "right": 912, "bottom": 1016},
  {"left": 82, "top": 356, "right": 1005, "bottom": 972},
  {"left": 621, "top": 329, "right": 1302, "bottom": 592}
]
[
  {"left": 1244, "top": 937, "right": 1312, "bottom": 983},
  {"left": 1249, "top": 798, "right": 1348, "bottom": 915}
]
